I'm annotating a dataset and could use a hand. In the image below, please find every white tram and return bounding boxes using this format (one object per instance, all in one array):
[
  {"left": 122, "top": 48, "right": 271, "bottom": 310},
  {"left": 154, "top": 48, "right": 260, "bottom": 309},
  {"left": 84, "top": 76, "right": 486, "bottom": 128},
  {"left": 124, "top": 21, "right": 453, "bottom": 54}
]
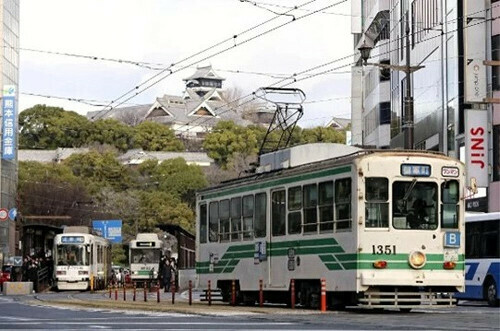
[
  {"left": 129, "top": 233, "right": 164, "bottom": 285},
  {"left": 54, "top": 226, "right": 112, "bottom": 291},
  {"left": 196, "top": 143, "right": 466, "bottom": 309}
]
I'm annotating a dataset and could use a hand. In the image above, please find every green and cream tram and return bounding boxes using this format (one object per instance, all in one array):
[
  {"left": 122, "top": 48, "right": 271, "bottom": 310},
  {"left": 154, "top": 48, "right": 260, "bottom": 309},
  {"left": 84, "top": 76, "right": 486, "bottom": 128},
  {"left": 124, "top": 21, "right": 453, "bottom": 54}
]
[
  {"left": 196, "top": 143, "right": 465, "bottom": 310},
  {"left": 129, "top": 233, "right": 164, "bottom": 285}
]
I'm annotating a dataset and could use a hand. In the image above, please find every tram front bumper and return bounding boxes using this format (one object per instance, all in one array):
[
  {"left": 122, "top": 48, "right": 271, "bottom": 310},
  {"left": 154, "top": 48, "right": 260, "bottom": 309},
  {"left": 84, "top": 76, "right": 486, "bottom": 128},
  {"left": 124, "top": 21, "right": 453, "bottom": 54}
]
[{"left": 360, "top": 271, "right": 464, "bottom": 287}]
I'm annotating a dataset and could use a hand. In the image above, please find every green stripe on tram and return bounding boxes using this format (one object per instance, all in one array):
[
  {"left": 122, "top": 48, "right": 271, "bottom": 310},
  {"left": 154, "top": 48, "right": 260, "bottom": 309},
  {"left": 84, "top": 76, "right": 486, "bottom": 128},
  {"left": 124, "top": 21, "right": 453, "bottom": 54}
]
[
  {"left": 197, "top": 240, "right": 465, "bottom": 274},
  {"left": 201, "top": 166, "right": 351, "bottom": 200}
]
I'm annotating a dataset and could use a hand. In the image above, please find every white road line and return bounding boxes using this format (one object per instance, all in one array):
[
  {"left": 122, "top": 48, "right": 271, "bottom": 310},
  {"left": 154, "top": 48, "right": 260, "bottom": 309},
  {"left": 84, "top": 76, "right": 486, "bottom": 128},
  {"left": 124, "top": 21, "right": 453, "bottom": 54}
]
[{"left": 0, "top": 321, "right": 295, "bottom": 325}]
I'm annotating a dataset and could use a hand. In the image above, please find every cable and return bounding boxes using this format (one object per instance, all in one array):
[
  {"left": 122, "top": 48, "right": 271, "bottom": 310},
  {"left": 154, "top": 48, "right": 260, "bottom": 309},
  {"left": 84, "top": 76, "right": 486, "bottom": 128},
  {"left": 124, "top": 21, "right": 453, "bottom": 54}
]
[{"left": 95, "top": 0, "right": 323, "bottom": 118}]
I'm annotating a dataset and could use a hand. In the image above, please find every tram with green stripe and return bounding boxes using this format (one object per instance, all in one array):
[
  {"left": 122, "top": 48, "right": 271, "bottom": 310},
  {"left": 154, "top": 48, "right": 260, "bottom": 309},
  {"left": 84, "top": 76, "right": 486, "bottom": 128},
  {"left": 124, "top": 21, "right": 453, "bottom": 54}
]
[
  {"left": 129, "top": 233, "right": 164, "bottom": 286},
  {"left": 196, "top": 143, "right": 465, "bottom": 310}
]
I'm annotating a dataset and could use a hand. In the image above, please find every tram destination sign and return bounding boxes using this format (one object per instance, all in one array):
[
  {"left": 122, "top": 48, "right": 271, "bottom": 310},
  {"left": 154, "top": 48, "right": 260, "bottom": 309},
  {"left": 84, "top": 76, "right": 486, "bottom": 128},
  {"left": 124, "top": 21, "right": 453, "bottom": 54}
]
[
  {"left": 401, "top": 164, "right": 431, "bottom": 177},
  {"left": 136, "top": 241, "right": 156, "bottom": 247}
]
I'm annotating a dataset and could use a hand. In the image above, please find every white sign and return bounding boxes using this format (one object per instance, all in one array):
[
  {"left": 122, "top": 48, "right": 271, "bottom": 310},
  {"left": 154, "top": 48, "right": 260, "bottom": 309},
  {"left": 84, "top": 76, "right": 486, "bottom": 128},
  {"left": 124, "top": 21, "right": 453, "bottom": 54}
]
[
  {"left": 464, "top": 0, "right": 486, "bottom": 103},
  {"left": 465, "top": 109, "right": 488, "bottom": 187},
  {"left": 0, "top": 208, "right": 8, "bottom": 221}
]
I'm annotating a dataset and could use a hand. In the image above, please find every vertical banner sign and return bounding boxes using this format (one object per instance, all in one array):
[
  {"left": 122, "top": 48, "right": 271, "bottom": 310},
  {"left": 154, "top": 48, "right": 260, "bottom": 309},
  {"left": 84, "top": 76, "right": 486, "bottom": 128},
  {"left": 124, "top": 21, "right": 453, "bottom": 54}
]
[
  {"left": 2, "top": 85, "right": 16, "bottom": 160},
  {"left": 463, "top": 0, "right": 486, "bottom": 103},
  {"left": 465, "top": 109, "right": 488, "bottom": 187}
]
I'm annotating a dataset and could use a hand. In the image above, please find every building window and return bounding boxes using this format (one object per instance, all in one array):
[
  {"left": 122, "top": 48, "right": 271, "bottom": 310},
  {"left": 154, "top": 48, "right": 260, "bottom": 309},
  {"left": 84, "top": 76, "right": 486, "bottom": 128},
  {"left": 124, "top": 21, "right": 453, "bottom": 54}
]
[
  {"left": 492, "top": 35, "right": 500, "bottom": 91},
  {"left": 379, "top": 102, "right": 391, "bottom": 125}
]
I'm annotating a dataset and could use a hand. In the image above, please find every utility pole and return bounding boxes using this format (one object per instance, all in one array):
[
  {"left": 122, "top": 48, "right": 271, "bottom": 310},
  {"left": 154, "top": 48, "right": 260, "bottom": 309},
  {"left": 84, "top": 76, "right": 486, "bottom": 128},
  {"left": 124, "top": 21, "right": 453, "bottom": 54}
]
[{"left": 404, "top": 21, "right": 414, "bottom": 150}]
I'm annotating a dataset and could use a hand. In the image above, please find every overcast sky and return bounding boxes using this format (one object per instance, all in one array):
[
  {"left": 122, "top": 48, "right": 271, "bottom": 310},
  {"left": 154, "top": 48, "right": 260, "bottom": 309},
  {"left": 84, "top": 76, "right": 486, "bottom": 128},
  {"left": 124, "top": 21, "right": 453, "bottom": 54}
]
[{"left": 19, "top": 0, "right": 353, "bottom": 127}]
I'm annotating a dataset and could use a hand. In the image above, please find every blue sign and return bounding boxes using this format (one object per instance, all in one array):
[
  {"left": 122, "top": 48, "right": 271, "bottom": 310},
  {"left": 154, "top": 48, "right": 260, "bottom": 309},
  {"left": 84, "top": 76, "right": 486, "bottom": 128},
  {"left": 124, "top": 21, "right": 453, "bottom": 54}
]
[
  {"left": 8, "top": 208, "right": 17, "bottom": 221},
  {"left": 444, "top": 232, "right": 461, "bottom": 248},
  {"left": 92, "top": 220, "right": 122, "bottom": 243},
  {"left": 2, "top": 85, "right": 16, "bottom": 160}
]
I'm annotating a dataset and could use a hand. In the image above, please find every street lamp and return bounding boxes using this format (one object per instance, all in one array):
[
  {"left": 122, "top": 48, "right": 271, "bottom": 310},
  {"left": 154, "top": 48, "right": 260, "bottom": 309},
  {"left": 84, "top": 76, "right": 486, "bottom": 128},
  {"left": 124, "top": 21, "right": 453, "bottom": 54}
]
[{"left": 358, "top": 33, "right": 424, "bottom": 150}]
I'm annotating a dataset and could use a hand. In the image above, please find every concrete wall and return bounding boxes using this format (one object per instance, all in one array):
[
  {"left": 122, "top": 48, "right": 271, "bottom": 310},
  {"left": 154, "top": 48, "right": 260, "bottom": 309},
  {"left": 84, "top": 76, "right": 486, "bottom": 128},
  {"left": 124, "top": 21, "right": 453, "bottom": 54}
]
[{"left": 2, "top": 282, "right": 33, "bottom": 295}]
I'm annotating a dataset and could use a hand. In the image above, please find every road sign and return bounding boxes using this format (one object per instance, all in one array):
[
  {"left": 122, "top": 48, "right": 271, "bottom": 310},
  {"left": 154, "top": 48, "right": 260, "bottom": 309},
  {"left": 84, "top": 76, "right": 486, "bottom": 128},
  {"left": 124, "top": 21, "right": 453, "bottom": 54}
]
[
  {"left": 92, "top": 220, "right": 122, "bottom": 243},
  {"left": 8, "top": 207, "right": 17, "bottom": 221},
  {"left": 0, "top": 208, "right": 8, "bottom": 221}
]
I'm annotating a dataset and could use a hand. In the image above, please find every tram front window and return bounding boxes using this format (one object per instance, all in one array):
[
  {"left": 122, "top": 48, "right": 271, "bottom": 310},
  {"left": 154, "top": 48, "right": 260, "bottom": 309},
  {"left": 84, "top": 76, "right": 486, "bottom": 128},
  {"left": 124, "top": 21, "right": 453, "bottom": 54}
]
[
  {"left": 131, "top": 249, "right": 160, "bottom": 264},
  {"left": 392, "top": 181, "right": 438, "bottom": 230},
  {"left": 56, "top": 245, "right": 89, "bottom": 266}
]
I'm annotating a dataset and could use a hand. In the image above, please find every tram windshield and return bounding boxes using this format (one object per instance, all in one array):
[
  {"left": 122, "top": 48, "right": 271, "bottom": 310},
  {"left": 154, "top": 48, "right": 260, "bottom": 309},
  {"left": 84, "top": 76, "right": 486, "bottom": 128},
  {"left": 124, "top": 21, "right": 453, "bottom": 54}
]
[
  {"left": 56, "top": 245, "right": 89, "bottom": 266},
  {"left": 130, "top": 248, "right": 161, "bottom": 264},
  {"left": 392, "top": 181, "right": 438, "bottom": 230}
]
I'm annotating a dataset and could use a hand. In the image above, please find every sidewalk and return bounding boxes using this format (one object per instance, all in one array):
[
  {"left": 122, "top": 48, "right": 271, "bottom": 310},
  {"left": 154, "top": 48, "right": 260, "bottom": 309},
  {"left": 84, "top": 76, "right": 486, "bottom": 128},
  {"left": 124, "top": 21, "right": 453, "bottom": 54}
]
[{"left": 31, "top": 288, "right": 322, "bottom": 316}]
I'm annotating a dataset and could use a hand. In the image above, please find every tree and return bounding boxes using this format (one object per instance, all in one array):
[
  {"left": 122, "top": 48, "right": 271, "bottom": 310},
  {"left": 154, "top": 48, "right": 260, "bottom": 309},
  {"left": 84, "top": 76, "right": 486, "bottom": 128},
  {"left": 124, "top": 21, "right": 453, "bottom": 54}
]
[
  {"left": 137, "top": 191, "right": 195, "bottom": 233},
  {"left": 133, "top": 121, "right": 184, "bottom": 151},
  {"left": 18, "top": 161, "right": 96, "bottom": 222},
  {"left": 19, "top": 104, "right": 90, "bottom": 149},
  {"left": 64, "top": 150, "right": 132, "bottom": 194},
  {"left": 86, "top": 118, "right": 135, "bottom": 151},
  {"left": 300, "top": 127, "right": 345, "bottom": 144},
  {"left": 203, "top": 121, "right": 259, "bottom": 168},
  {"left": 137, "top": 158, "right": 208, "bottom": 208}
]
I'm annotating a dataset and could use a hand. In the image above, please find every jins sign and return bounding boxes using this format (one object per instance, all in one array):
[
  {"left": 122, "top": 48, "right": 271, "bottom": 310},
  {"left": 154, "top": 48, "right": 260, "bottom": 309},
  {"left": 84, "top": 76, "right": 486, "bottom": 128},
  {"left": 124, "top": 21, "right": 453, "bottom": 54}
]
[{"left": 465, "top": 110, "right": 488, "bottom": 187}]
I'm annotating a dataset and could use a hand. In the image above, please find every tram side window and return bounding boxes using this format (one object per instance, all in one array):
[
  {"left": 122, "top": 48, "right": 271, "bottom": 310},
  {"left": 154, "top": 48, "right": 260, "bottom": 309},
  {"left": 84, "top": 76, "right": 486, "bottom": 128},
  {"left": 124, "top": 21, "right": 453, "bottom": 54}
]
[
  {"left": 288, "top": 186, "right": 302, "bottom": 234},
  {"left": 303, "top": 184, "right": 318, "bottom": 233},
  {"left": 219, "top": 199, "right": 230, "bottom": 242},
  {"left": 335, "top": 178, "right": 352, "bottom": 230},
  {"left": 230, "top": 197, "right": 242, "bottom": 241},
  {"left": 365, "top": 177, "right": 389, "bottom": 228},
  {"left": 255, "top": 193, "right": 267, "bottom": 238},
  {"left": 199, "top": 204, "right": 207, "bottom": 243},
  {"left": 441, "top": 180, "right": 459, "bottom": 228},
  {"left": 209, "top": 202, "right": 219, "bottom": 242},
  {"left": 272, "top": 190, "right": 286, "bottom": 236},
  {"left": 319, "top": 181, "right": 334, "bottom": 232},
  {"left": 242, "top": 195, "right": 254, "bottom": 240}
]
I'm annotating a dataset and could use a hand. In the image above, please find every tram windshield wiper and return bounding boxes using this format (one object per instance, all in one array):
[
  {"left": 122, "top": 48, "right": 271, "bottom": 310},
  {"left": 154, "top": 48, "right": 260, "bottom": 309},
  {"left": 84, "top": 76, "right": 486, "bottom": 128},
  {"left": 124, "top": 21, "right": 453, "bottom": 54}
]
[{"left": 402, "top": 178, "right": 417, "bottom": 202}]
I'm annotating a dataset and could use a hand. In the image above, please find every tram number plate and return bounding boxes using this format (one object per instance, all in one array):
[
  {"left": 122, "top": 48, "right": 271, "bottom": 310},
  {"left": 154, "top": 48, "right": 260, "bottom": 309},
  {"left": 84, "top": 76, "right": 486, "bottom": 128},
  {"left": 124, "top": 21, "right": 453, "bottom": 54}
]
[{"left": 372, "top": 245, "right": 397, "bottom": 255}]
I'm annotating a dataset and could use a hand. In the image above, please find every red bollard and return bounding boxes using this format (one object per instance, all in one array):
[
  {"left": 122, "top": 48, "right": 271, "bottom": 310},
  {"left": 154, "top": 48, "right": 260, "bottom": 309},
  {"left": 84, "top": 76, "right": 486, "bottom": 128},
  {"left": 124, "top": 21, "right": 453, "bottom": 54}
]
[
  {"left": 290, "top": 279, "right": 295, "bottom": 309},
  {"left": 133, "top": 284, "right": 136, "bottom": 301},
  {"left": 123, "top": 285, "right": 126, "bottom": 301},
  {"left": 259, "top": 279, "right": 263, "bottom": 307},
  {"left": 157, "top": 283, "right": 160, "bottom": 303},
  {"left": 231, "top": 279, "right": 236, "bottom": 306},
  {"left": 114, "top": 285, "right": 118, "bottom": 301},
  {"left": 320, "top": 278, "right": 326, "bottom": 312},
  {"left": 208, "top": 280, "right": 212, "bottom": 306},
  {"left": 144, "top": 282, "right": 147, "bottom": 302},
  {"left": 188, "top": 280, "right": 192, "bottom": 306}
]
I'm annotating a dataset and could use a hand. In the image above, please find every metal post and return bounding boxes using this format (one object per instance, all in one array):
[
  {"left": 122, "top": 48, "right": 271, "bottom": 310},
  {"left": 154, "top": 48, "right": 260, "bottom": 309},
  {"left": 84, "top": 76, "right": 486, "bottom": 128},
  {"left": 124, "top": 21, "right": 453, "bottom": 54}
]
[
  {"left": 144, "top": 282, "right": 147, "bottom": 302},
  {"left": 231, "top": 280, "right": 236, "bottom": 306},
  {"left": 123, "top": 284, "right": 126, "bottom": 301},
  {"left": 133, "top": 283, "right": 136, "bottom": 301},
  {"left": 208, "top": 280, "right": 212, "bottom": 306},
  {"left": 404, "top": 21, "right": 414, "bottom": 150},
  {"left": 171, "top": 279, "right": 175, "bottom": 305},
  {"left": 157, "top": 283, "right": 160, "bottom": 303},
  {"left": 188, "top": 280, "right": 192, "bottom": 306},
  {"left": 108, "top": 285, "right": 111, "bottom": 299},
  {"left": 259, "top": 279, "right": 263, "bottom": 307},
  {"left": 320, "top": 278, "right": 326, "bottom": 312},
  {"left": 114, "top": 285, "right": 118, "bottom": 301},
  {"left": 290, "top": 279, "right": 295, "bottom": 309}
]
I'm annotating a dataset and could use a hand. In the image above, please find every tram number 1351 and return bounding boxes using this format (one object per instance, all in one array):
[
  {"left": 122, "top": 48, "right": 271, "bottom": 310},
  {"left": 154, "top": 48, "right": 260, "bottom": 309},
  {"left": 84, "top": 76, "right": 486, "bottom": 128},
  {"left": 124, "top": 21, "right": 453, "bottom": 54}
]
[{"left": 372, "top": 245, "right": 397, "bottom": 255}]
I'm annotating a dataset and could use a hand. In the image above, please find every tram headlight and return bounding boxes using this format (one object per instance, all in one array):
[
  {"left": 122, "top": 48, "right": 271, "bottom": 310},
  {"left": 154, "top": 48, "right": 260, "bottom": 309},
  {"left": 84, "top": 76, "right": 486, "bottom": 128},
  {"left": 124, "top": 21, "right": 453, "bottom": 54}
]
[{"left": 408, "top": 251, "right": 426, "bottom": 269}]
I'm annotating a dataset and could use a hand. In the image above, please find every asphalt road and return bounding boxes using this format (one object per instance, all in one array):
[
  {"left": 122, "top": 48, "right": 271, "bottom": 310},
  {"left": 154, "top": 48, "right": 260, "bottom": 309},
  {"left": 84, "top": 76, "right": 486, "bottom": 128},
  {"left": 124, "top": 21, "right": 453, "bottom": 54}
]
[{"left": 0, "top": 292, "right": 498, "bottom": 330}]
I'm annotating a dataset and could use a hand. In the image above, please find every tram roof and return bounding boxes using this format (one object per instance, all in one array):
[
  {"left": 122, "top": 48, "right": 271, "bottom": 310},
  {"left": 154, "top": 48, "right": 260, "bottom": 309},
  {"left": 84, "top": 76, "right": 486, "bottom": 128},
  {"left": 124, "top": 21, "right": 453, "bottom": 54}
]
[{"left": 198, "top": 145, "right": 451, "bottom": 196}]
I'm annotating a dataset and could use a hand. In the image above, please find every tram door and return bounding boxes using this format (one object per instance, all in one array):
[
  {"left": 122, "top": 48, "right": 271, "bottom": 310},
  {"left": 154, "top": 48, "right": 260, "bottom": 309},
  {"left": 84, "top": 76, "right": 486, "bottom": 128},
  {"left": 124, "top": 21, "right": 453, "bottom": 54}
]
[{"left": 270, "top": 189, "right": 287, "bottom": 288}]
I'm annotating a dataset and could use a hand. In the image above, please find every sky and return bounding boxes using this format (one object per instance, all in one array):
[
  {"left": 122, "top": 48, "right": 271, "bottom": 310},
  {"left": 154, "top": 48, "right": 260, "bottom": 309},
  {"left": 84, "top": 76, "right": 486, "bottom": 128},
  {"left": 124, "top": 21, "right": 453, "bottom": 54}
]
[{"left": 19, "top": 0, "right": 353, "bottom": 128}]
